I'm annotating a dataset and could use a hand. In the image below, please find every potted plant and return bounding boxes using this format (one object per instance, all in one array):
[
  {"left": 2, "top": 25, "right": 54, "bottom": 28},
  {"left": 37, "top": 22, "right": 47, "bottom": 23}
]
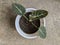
[{"left": 12, "top": 3, "right": 48, "bottom": 39}]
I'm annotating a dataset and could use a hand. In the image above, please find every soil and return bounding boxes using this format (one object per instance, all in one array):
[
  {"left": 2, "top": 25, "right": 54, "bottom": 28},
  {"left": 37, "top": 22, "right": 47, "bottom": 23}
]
[{"left": 19, "top": 12, "right": 40, "bottom": 34}]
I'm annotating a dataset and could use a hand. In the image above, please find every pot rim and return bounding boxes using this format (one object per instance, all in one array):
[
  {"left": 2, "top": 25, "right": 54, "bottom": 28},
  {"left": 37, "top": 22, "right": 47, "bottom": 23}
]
[{"left": 15, "top": 8, "right": 46, "bottom": 39}]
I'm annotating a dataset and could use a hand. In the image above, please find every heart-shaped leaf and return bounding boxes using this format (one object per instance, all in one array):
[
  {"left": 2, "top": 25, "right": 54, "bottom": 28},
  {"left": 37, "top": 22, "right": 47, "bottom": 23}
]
[
  {"left": 38, "top": 26, "right": 46, "bottom": 38},
  {"left": 29, "top": 10, "right": 48, "bottom": 21},
  {"left": 12, "top": 3, "right": 25, "bottom": 15}
]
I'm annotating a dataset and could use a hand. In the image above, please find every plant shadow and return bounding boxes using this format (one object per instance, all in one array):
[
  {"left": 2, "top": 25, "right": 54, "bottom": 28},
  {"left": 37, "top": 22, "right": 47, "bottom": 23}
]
[
  {"left": 54, "top": 0, "right": 60, "bottom": 2},
  {"left": 1, "top": 7, "right": 25, "bottom": 39},
  {"left": 6, "top": 7, "right": 17, "bottom": 29}
]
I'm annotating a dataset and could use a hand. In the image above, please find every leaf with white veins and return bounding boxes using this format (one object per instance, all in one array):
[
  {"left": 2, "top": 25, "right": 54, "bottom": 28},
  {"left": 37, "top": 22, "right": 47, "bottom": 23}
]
[
  {"left": 29, "top": 10, "right": 48, "bottom": 21},
  {"left": 38, "top": 26, "right": 46, "bottom": 38},
  {"left": 12, "top": 3, "right": 25, "bottom": 15}
]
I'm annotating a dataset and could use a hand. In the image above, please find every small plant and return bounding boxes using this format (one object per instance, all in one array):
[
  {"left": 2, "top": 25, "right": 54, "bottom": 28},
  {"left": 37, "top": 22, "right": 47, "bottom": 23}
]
[{"left": 12, "top": 3, "right": 48, "bottom": 38}]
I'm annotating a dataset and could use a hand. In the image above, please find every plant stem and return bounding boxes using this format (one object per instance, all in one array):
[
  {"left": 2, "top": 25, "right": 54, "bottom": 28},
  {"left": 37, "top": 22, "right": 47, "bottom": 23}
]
[
  {"left": 22, "top": 15, "right": 38, "bottom": 29},
  {"left": 31, "top": 22, "right": 38, "bottom": 28},
  {"left": 23, "top": 15, "right": 29, "bottom": 21}
]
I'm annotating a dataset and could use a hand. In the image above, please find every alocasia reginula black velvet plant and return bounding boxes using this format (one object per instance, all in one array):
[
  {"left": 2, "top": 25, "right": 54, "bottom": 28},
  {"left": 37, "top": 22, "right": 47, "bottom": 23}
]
[{"left": 12, "top": 3, "right": 48, "bottom": 38}]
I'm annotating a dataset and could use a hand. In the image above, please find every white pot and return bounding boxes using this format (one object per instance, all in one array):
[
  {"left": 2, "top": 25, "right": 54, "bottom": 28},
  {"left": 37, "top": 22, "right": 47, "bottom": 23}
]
[{"left": 15, "top": 8, "right": 46, "bottom": 39}]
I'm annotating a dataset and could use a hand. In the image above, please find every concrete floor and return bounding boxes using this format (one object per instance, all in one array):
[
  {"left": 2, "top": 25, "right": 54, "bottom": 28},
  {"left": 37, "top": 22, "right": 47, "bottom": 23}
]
[{"left": 0, "top": 0, "right": 60, "bottom": 45}]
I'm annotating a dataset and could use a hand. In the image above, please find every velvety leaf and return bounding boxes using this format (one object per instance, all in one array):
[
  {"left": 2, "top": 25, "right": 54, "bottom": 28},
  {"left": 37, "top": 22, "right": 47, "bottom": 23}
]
[
  {"left": 29, "top": 10, "right": 48, "bottom": 21},
  {"left": 38, "top": 26, "right": 46, "bottom": 38},
  {"left": 12, "top": 3, "right": 25, "bottom": 15}
]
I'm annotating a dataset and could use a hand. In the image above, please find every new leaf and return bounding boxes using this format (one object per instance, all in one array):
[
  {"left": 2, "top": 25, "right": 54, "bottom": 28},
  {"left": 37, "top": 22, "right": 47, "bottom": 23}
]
[{"left": 29, "top": 10, "right": 48, "bottom": 21}]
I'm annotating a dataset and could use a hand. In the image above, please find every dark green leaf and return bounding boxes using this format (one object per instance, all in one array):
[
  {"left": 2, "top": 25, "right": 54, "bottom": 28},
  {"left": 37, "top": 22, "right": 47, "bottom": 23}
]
[
  {"left": 38, "top": 26, "right": 46, "bottom": 38},
  {"left": 29, "top": 10, "right": 48, "bottom": 21},
  {"left": 12, "top": 3, "right": 25, "bottom": 15}
]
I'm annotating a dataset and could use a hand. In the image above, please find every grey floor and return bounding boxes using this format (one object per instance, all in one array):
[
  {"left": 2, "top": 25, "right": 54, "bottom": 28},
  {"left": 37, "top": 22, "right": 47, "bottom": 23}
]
[{"left": 0, "top": 0, "right": 60, "bottom": 45}]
